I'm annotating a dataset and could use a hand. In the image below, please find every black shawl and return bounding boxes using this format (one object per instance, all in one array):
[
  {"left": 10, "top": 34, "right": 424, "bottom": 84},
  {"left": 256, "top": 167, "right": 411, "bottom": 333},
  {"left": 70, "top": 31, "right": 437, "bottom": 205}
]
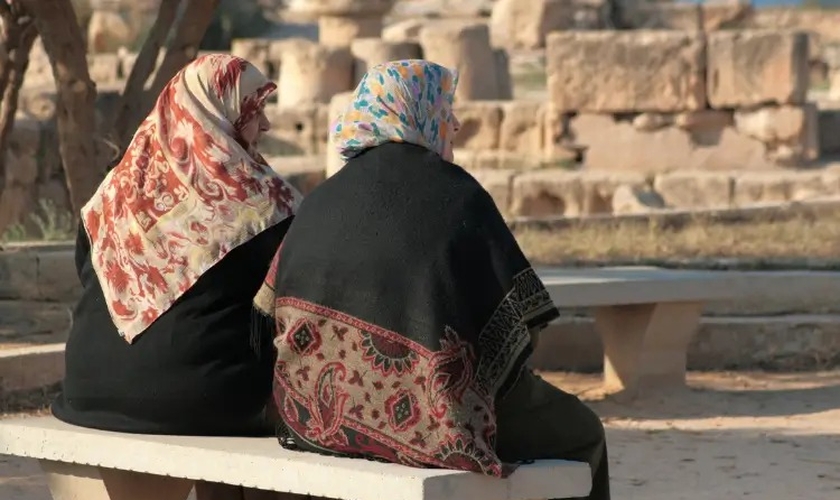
[{"left": 253, "top": 142, "right": 559, "bottom": 477}]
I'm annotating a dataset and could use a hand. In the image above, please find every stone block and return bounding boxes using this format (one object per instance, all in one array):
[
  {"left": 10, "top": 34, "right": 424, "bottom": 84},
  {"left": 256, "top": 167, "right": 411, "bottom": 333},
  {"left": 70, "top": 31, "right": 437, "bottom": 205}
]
[
  {"left": 707, "top": 30, "right": 809, "bottom": 107},
  {"left": 453, "top": 101, "right": 502, "bottom": 150},
  {"left": 565, "top": 112, "right": 774, "bottom": 172},
  {"left": 0, "top": 251, "right": 38, "bottom": 300},
  {"left": 653, "top": 171, "right": 734, "bottom": 209},
  {"left": 569, "top": 114, "right": 693, "bottom": 172},
  {"left": 511, "top": 170, "right": 647, "bottom": 217},
  {"left": 319, "top": 15, "right": 385, "bottom": 47},
  {"left": 499, "top": 101, "right": 544, "bottom": 154},
  {"left": 472, "top": 151, "right": 542, "bottom": 171},
  {"left": 611, "top": 185, "right": 667, "bottom": 215},
  {"left": 381, "top": 19, "right": 425, "bottom": 42},
  {"left": 277, "top": 40, "right": 354, "bottom": 108},
  {"left": 350, "top": 38, "right": 422, "bottom": 83},
  {"left": 732, "top": 171, "right": 831, "bottom": 206},
  {"left": 511, "top": 169, "right": 582, "bottom": 217},
  {"left": 546, "top": 31, "right": 706, "bottom": 112},
  {"left": 262, "top": 105, "right": 325, "bottom": 156},
  {"left": 36, "top": 249, "right": 79, "bottom": 302},
  {"left": 468, "top": 169, "right": 516, "bottom": 215},
  {"left": 420, "top": 22, "right": 504, "bottom": 101},
  {"left": 490, "top": 0, "right": 607, "bottom": 50},
  {"left": 87, "top": 53, "right": 121, "bottom": 84},
  {"left": 734, "top": 103, "right": 819, "bottom": 164}
]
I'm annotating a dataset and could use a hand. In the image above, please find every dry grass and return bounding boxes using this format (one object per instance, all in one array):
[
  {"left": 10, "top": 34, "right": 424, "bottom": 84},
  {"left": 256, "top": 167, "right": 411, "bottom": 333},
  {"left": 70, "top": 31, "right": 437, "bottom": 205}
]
[{"left": 515, "top": 208, "right": 840, "bottom": 265}]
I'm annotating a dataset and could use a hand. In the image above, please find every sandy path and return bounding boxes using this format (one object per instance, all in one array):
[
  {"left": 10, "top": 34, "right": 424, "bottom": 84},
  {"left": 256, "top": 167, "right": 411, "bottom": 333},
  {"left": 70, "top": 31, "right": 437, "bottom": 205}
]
[{"left": 1, "top": 370, "right": 838, "bottom": 500}]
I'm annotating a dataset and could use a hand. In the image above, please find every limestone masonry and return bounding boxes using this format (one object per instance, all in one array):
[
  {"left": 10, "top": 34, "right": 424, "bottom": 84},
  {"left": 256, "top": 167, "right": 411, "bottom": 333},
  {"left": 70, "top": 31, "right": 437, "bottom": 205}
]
[{"left": 7, "top": 0, "right": 840, "bottom": 233}]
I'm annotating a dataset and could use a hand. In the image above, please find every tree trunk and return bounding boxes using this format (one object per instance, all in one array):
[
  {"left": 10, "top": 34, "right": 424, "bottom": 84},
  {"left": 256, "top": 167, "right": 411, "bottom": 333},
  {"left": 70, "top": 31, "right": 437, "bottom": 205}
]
[
  {"left": 111, "top": 0, "right": 180, "bottom": 148},
  {"left": 145, "top": 0, "right": 221, "bottom": 107},
  {"left": 19, "top": 0, "right": 99, "bottom": 216},
  {"left": 0, "top": 3, "right": 38, "bottom": 235}
]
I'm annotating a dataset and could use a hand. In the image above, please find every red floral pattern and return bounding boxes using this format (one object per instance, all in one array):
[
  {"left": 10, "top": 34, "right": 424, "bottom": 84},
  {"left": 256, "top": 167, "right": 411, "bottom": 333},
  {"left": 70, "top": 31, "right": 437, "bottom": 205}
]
[
  {"left": 81, "top": 54, "right": 302, "bottom": 342},
  {"left": 272, "top": 297, "right": 505, "bottom": 477}
]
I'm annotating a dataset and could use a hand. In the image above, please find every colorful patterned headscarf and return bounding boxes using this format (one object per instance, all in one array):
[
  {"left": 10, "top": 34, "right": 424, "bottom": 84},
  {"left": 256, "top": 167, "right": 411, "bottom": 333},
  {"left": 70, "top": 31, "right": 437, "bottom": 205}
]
[
  {"left": 82, "top": 54, "right": 303, "bottom": 343},
  {"left": 331, "top": 60, "right": 459, "bottom": 163}
]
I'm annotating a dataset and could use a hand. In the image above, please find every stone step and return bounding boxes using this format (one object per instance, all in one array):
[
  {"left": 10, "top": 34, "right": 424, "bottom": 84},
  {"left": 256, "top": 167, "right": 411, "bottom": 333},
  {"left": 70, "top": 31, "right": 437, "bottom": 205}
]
[
  {"left": 531, "top": 314, "right": 840, "bottom": 373},
  {"left": 0, "top": 344, "right": 64, "bottom": 394}
]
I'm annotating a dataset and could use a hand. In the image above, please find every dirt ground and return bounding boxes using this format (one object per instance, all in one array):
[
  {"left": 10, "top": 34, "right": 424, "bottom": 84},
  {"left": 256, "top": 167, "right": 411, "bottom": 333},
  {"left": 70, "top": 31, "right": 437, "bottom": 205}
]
[{"left": 0, "top": 370, "right": 838, "bottom": 500}]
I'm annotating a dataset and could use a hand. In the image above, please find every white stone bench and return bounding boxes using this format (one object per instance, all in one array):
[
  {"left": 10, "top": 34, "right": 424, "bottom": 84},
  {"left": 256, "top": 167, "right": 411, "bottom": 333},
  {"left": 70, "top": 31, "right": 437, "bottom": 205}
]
[
  {"left": 538, "top": 266, "right": 744, "bottom": 399},
  {"left": 0, "top": 416, "right": 592, "bottom": 500}
]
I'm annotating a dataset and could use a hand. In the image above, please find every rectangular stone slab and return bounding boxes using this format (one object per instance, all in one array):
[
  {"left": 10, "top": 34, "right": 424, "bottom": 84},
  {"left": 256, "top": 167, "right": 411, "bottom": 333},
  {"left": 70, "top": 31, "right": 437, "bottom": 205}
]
[
  {"left": 0, "top": 417, "right": 592, "bottom": 500},
  {"left": 546, "top": 31, "right": 706, "bottom": 112}
]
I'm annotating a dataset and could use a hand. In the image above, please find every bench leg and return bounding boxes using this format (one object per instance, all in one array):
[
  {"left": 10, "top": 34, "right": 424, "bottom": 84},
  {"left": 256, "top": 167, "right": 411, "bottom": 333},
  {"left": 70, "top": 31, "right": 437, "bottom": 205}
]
[
  {"left": 40, "top": 460, "right": 193, "bottom": 500},
  {"left": 593, "top": 301, "right": 704, "bottom": 399},
  {"left": 195, "top": 481, "right": 312, "bottom": 500}
]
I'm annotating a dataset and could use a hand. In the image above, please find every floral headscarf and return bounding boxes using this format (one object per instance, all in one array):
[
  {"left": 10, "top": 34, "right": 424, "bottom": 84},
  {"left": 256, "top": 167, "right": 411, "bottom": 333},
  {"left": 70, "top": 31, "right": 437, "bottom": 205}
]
[
  {"left": 331, "top": 60, "right": 459, "bottom": 163},
  {"left": 82, "top": 54, "right": 303, "bottom": 343}
]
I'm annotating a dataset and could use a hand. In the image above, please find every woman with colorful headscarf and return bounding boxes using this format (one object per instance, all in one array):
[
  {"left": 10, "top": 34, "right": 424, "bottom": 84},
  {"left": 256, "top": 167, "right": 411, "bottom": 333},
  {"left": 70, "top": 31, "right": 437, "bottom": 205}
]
[
  {"left": 253, "top": 60, "right": 610, "bottom": 499},
  {"left": 52, "top": 54, "right": 302, "bottom": 435}
]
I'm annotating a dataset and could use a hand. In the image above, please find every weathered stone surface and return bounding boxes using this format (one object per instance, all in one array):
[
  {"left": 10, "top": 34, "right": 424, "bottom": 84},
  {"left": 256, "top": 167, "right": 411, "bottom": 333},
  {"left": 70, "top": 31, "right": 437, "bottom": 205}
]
[
  {"left": 490, "top": 0, "right": 607, "bottom": 50},
  {"left": 511, "top": 169, "right": 582, "bottom": 217},
  {"left": 0, "top": 301, "right": 70, "bottom": 344},
  {"left": 499, "top": 101, "right": 544, "bottom": 154},
  {"left": 277, "top": 40, "right": 354, "bottom": 108},
  {"left": 831, "top": 70, "right": 840, "bottom": 101},
  {"left": 87, "top": 53, "right": 120, "bottom": 84},
  {"left": 420, "top": 22, "right": 505, "bottom": 101},
  {"left": 734, "top": 105, "right": 807, "bottom": 143},
  {"left": 546, "top": 31, "right": 706, "bottom": 112},
  {"left": 653, "top": 171, "right": 734, "bottom": 209},
  {"left": 474, "top": 151, "right": 542, "bottom": 171},
  {"left": 707, "top": 30, "right": 809, "bottom": 107},
  {"left": 262, "top": 105, "right": 327, "bottom": 156},
  {"left": 0, "top": 251, "right": 38, "bottom": 300},
  {"left": 469, "top": 169, "right": 516, "bottom": 214},
  {"left": 732, "top": 171, "right": 831, "bottom": 206},
  {"left": 611, "top": 185, "right": 667, "bottom": 215},
  {"left": 325, "top": 91, "right": 355, "bottom": 177},
  {"left": 453, "top": 101, "right": 502, "bottom": 150},
  {"left": 701, "top": 0, "right": 753, "bottom": 31},
  {"left": 350, "top": 38, "right": 422, "bottom": 82},
  {"left": 319, "top": 15, "right": 386, "bottom": 47},
  {"left": 510, "top": 169, "right": 647, "bottom": 217},
  {"left": 87, "top": 10, "right": 133, "bottom": 53},
  {"left": 381, "top": 18, "right": 425, "bottom": 42},
  {"left": 36, "top": 249, "right": 79, "bottom": 302},
  {"left": 563, "top": 113, "right": 775, "bottom": 172}
]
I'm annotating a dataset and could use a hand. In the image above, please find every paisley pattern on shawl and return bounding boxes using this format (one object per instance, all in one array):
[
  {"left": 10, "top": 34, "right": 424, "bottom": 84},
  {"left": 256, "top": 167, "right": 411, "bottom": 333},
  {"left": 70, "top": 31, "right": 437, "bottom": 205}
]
[{"left": 82, "top": 54, "right": 302, "bottom": 343}]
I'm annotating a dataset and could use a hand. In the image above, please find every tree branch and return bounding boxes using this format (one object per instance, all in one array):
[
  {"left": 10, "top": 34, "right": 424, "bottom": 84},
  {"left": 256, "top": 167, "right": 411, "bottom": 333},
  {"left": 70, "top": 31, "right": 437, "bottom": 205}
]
[
  {"left": 0, "top": 4, "right": 37, "bottom": 234},
  {"left": 112, "top": 0, "right": 181, "bottom": 147},
  {"left": 145, "top": 0, "right": 220, "bottom": 103}
]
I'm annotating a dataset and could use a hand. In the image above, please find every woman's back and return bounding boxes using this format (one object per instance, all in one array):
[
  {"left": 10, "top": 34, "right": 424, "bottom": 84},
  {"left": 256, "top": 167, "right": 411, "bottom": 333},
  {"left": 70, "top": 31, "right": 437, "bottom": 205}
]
[
  {"left": 53, "top": 220, "right": 289, "bottom": 435},
  {"left": 52, "top": 54, "right": 303, "bottom": 435}
]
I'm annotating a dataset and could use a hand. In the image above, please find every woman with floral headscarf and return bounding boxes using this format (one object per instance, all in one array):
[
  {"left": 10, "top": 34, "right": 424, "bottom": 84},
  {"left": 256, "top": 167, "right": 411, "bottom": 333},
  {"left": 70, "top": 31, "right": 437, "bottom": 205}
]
[
  {"left": 52, "top": 54, "right": 302, "bottom": 435},
  {"left": 252, "top": 60, "right": 610, "bottom": 499}
]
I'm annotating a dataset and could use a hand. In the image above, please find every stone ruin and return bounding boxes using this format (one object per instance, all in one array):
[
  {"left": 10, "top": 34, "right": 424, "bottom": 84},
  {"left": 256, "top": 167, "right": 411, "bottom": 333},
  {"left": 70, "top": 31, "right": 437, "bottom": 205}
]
[{"left": 7, "top": 0, "right": 840, "bottom": 237}]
